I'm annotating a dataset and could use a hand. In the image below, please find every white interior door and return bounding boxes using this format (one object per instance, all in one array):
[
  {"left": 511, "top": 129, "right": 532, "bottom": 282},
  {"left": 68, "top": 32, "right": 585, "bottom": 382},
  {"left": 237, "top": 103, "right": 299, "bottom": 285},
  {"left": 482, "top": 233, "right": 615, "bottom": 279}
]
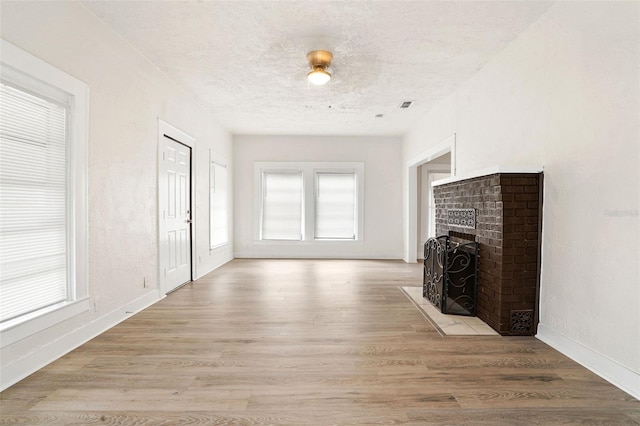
[{"left": 160, "top": 134, "right": 192, "bottom": 293}]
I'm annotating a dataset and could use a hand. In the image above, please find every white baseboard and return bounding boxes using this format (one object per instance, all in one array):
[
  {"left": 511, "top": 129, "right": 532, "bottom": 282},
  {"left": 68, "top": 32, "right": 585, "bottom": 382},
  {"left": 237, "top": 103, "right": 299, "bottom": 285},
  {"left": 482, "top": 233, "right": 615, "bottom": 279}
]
[
  {"left": 536, "top": 323, "right": 640, "bottom": 400},
  {"left": 1, "top": 290, "right": 163, "bottom": 391},
  {"left": 233, "top": 251, "right": 402, "bottom": 260}
]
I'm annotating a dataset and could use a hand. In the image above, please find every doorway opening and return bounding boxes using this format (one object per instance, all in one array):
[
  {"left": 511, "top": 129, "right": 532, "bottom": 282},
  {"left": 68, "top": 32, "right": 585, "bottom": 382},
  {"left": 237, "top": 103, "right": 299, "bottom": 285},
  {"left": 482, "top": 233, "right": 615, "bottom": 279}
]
[
  {"left": 405, "top": 134, "right": 456, "bottom": 263},
  {"left": 417, "top": 153, "right": 451, "bottom": 259}
]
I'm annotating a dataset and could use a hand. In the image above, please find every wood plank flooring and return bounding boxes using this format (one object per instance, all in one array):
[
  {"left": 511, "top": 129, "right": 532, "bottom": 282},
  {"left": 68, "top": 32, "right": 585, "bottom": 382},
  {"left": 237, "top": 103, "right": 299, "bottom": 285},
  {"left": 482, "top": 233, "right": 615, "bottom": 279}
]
[{"left": 1, "top": 259, "right": 638, "bottom": 424}]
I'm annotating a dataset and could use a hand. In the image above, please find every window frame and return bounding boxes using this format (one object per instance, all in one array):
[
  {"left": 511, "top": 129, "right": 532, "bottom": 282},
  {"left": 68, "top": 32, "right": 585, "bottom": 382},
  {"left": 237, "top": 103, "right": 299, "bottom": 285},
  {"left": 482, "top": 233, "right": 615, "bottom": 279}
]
[
  {"left": 0, "top": 40, "right": 89, "bottom": 347},
  {"left": 253, "top": 162, "right": 364, "bottom": 245}
]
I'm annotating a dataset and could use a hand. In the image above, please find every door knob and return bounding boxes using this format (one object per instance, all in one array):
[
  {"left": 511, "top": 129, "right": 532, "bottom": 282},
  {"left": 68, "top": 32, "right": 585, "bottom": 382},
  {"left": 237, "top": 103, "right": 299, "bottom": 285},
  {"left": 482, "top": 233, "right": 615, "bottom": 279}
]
[{"left": 186, "top": 219, "right": 192, "bottom": 223}]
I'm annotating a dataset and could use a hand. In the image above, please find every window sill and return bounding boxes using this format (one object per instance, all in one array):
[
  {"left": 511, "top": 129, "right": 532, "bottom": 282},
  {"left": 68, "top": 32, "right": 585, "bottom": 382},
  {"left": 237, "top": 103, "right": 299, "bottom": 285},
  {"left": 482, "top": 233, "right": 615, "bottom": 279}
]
[{"left": 0, "top": 297, "right": 91, "bottom": 348}]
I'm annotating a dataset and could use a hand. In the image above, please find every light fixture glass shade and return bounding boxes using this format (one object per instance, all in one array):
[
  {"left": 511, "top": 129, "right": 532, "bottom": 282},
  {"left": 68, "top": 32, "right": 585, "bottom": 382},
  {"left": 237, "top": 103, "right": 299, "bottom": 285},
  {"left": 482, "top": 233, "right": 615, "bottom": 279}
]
[{"left": 307, "top": 68, "right": 331, "bottom": 85}]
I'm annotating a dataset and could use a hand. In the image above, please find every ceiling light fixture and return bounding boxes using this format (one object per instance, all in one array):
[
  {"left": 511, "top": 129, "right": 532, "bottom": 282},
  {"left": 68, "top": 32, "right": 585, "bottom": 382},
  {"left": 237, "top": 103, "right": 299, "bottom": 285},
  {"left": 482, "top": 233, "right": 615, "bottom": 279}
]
[{"left": 307, "top": 50, "right": 333, "bottom": 85}]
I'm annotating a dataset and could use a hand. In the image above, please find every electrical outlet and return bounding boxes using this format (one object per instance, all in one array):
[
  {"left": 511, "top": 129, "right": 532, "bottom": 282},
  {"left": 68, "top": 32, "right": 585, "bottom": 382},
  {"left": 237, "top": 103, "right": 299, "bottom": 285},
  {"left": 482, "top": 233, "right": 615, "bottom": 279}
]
[{"left": 143, "top": 276, "right": 148, "bottom": 288}]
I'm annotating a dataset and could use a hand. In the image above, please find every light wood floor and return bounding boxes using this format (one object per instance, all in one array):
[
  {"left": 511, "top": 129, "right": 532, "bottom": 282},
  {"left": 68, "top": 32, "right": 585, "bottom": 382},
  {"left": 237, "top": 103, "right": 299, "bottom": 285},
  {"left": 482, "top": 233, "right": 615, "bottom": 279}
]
[{"left": 1, "top": 259, "right": 638, "bottom": 425}]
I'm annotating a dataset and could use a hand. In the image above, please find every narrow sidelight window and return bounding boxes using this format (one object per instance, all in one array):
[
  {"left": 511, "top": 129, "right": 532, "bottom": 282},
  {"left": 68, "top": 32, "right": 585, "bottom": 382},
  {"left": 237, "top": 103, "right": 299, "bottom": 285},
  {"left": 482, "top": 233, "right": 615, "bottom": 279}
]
[{"left": 210, "top": 159, "right": 228, "bottom": 248}]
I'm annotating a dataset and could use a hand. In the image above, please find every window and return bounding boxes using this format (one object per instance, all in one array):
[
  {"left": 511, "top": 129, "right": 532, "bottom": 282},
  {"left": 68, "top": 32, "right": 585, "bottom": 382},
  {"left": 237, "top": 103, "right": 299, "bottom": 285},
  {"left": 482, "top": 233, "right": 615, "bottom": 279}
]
[
  {"left": 315, "top": 172, "right": 357, "bottom": 240},
  {"left": 261, "top": 171, "right": 303, "bottom": 240},
  {"left": 210, "top": 152, "right": 228, "bottom": 248},
  {"left": 0, "top": 80, "right": 68, "bottom": 322},
  {"left": 254, "top": 162, "right": 364, "bottom": 243},
  {"left": 0, "top": 40, "right": 88, "bottom": 343}
]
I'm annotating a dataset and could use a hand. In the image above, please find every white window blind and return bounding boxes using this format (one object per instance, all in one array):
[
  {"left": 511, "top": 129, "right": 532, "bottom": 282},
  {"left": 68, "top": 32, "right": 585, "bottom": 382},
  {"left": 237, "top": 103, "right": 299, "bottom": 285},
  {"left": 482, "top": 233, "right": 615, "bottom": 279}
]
[
  {"left": 0, "top": 81, "right": 69, "bottom": 323},
  {"left": 315, "top": 172, "right": 357, "bottom": 240},
  {"left": 210, "top": 160, "right": 228, "bottom": 248},
  {"left": 261, "top": 171, "right": 303, "bottom": 240}
]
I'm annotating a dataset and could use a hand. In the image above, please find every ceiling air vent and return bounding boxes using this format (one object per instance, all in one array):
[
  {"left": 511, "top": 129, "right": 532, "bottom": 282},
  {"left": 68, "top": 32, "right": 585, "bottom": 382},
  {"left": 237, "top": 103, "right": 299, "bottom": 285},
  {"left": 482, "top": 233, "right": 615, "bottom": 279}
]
[{"left": 400, "top": 101, "right": 413, "bottom": 109}]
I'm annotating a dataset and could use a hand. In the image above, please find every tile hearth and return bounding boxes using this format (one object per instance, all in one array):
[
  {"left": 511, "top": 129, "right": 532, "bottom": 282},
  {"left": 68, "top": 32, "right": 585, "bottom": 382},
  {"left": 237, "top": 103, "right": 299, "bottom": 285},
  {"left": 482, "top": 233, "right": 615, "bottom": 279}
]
[{"left": 401, "top": 286, "right": 498, "bottom": 336}]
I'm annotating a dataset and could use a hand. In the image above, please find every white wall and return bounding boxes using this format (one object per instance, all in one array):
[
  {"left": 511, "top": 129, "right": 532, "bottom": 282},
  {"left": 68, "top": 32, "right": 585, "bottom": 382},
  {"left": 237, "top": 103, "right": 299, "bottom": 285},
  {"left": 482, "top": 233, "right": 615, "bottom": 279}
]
[
  {"left": 403, "top": 2, "right": 639, "bottom": 398},
  {"left": 234, "top": 135, "right": 404, "bottom": 259},
  {"left": 0, "top": 2, "right": 233, "bottom": 389}
]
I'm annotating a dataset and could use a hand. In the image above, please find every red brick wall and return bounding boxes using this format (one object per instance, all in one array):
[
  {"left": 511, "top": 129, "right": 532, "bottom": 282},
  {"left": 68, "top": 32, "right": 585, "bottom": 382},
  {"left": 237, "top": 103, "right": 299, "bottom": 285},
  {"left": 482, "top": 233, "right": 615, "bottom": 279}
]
[{"left": 433, "top": 173, "right": 542, "bottom": 335}]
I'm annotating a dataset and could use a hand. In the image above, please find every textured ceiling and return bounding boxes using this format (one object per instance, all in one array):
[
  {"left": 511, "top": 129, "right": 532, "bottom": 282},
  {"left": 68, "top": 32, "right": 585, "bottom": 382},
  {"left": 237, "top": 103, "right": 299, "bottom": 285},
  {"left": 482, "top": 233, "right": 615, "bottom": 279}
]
[{"left": 83, "top": 1, "right": 553, "bottom": 136}]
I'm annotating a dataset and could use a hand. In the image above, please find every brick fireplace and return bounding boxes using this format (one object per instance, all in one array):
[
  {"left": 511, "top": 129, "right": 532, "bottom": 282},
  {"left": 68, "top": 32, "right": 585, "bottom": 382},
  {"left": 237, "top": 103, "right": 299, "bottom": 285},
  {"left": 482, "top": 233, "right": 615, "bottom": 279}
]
[{"left": 432, "top": 170, "right": 543, "bottom": 335}]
